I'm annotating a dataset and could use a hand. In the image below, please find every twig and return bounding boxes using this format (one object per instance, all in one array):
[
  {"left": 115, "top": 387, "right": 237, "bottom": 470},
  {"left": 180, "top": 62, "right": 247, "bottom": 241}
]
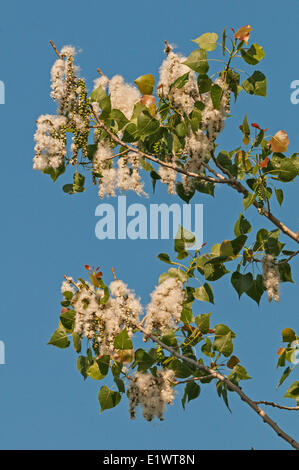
[
  {"left": 49, "top": 40, "right": 62, "bottom": 59},
  {"left": 174, "top": 375, "right": 215, "bottom": 384},
  {"left": 254, "top": 401, "right": 299, "bottom": 411},
  {"left": 111, "top": 267, "right": 117, "bottom": 281},
  {"left": 279, "top": 250, "right": 299, "bottom": 265}
]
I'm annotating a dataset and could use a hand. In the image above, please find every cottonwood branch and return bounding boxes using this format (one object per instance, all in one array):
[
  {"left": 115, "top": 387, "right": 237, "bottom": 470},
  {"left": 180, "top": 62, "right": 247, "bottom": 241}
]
[
  {"left": 90, "top": 107, "right": 232, "bottom": 186},
  {"left": 91, "top": 107, "right": 299, "bottom": 246},
  {"left": 137, "top": 323, "right": 299, "bottom": 450}
]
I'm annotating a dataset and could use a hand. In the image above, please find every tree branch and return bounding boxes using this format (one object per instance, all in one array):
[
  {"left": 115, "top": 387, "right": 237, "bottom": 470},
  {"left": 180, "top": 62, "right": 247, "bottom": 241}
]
[
  {"left": 137, "top": 323, "right": 299, "bottom": 450},
  {"left": 90, "top": 106, "right": 233, "bottom": 186},
  {"left": 91, "top": 105, "right": 299, "bottom": 246},
  {"left": 254, "top": 401, "right": 299, "bottom": 411},
  {"left": 210, "top": 150, "right": 299, "bottom": 244}
]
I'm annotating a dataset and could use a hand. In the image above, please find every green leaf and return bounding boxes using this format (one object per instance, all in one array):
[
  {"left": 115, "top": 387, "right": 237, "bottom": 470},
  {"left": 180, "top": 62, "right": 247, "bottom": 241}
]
[
  {"left": 231, "top": 235, "right": 248, "bottom": 256},
  {"left": 111, "top": 109, "right": 129, "bottom": 130},
  {"left": 192, "top": 32, "right": 218, "bottom": 51},
  {"left": 182, "top": 382, "right": 200, "bottom": 409},
  {"left": 216, "top": 381, "right": 231, "bottom": 412},
  {"left": 243, "top": 191, "right": 256, "bottom": 210},
  {"left": 122, "top": 123, "right": 139, "bottom": 142},
  {"left": 63, "top": 291, "right": 73, "bottom": 301},
  {"left": 172, "top": 72, "right": 190, "bottom": 89},
  {"left": 137, "top": 110, "right": 160, "bottom": 136},
  {"left": 234, "top": 213, "right": 252, "bottom": 237},
  {"left": 277, "top": 349, "right": 286, "bottom": 368},
  {"left": 197, "top": 74, "right": 212, "bottom": 93},
  {"left": 60, "top": 309, "right": 75, "bottom": 332},
  {"left": 113, "top": 328, "right": 133, "bottom": 350},
  {"left": 242, "top": 71, "right": 267, "bottom": 97},
  {"left": 268, "top": 155, "right": 299, "bottom": 183},
  {"left": 277, "top": 367, "right": 292, "bottom": 389},
  {"left": 134, "top": 74, "right": 155, "bottom": 95},
  {"left": 213, "top": 325, "right": 234, "bottom": 357},
  {"left": 183, "top": 49, "right": 209, "bottom": 74},
  {"left": 62, "top": 184, "right": 75, "bottom": 195},
  {"left": 87, "top": 360, "right": 107, "bottom": 380},
  {"left": 72, "top": 332, "right": 81, "bottom": 353},
  {"left": 169, "top": 359, "right": 193, "bottom": 378},
  {"left": 157, "top": 253, "right": 173, "bottom": 264},
  {"left": 175, "top": 182, "right": 195, "bottom": 203},
  {"left": 161, "top": 332, "right": 178, "bottom": 349},
  {"left": 279, "top": 263, "right": 294, "bottom": 283},
  {"left": 181, "top": 306, "right": 194, "bottom": 324},
  {"left": 114, "top": 377, "right": 125, "bottom": 393},
  {"left": 97, "top": 355, "right": 110, "bottom": 376},
  {"left": 275, "top": 188, "right": 284, "bottom": 206},
  {"left": 210, "top": 84, "right": 223, "bottom": 110},
  {"left": 195, "top": 312, "right": 211, "bottom": 334},
  {"left": 232, "top": 364, "right": 251, "bottom": 380},
  {"left": 42, "top": 165, "right": 65, "bottom": 182},
  {"left": 194, "top": 283, "right": 214, "bottom": 304},
  {"left": 48, "top": 326, "right": 70, "bottom": 349},
  {"left": 201, "top": 338, "right": 214, "bottom": 358},
  {"left": 231, "top": 272, "right": 254, "bottom": 298},
  {"left": 134, "top": 349, "right": 156, "bottom": 371},
  {"left": 239, "top": 114, "right": 250, "bottom": 145},
  {"left": 77, "top": 356, "right": 90, "bottom": 379},
  {"left": 241, "top": 44, "right": 265, "bottom": 65},
  {"left": 225, "top": 69, "right": 240, "bottom": 100},
  {"left": 284, "top": 381, "right": 299, "bottom": 399},
  {"left": 246, "top": 274, "right": 265, "bottom": 305},
  {"left": 98, "top": 386, "right": 121, "bottom": 412},
  {"left": 194, "top": 180, "right": 215, "bottom": 197},
  {"left": 203, "top": 261, "right": 229, "bottom": 281}
]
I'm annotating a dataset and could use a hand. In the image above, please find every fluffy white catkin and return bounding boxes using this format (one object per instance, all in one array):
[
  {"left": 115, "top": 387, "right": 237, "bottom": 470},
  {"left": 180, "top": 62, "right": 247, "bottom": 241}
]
[
  {"left": 144, "top": 277, "right": 184, "bottom": 337},
  {"left": 128, "top": 369, "right": 176, "bottom": 421},
  {"left": 262, "top": 254, "right": 280, "bottom": 302}
]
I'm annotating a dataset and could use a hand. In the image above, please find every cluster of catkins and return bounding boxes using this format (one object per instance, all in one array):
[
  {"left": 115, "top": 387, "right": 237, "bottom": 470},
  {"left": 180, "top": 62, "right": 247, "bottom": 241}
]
[
  {"left": 33, "top": 45, "right": 90, "bottom": 171},
  {"left": 261, "top": 254, "right": 280, "bottom": 302},
  {"left": 62, "top": 278, "right": 142, "bottom": 356},
  {"left": 127, "top": 369, "right": 176, "bottom": 421},
  {"left": 158, "top": 45, "right": 231, "bottom": 194},
  {"left": 143, "top": 277, "right": 184, "bottom": 338},
  {"left": 64, "top": 276, "right": 184, "bottom": 349},
  {"left": 93, "top": 144, "right": 146, "bottom": 199},
  {"left": 34, "top": 43, "right": 230, "bottom": 197},
  {"left": 91, "top": 74, "right": 147, "bottom": 198}
]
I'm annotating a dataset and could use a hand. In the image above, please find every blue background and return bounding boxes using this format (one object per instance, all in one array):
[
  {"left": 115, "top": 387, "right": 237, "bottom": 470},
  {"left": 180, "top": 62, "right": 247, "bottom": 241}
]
[{"left": 0, "top": 0, "right": 298, "bottom": 450}]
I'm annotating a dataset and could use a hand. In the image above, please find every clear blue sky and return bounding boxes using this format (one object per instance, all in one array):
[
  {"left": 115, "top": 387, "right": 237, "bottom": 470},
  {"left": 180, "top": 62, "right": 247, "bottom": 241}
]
[{"left": 0, "top": 0, "right": 298, "bottom": 450}]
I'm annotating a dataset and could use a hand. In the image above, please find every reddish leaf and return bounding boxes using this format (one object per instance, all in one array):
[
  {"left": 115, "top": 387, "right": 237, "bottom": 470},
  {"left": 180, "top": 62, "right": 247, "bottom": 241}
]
[
  {"left": 234, "top": 25, "right": 252, "bottom": 45},
  {"left": 269, "top": 130, "right": 289, "bottom": 153},
  {"left": 260, "top": 157, "right": 269, "bottom": 168}
]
